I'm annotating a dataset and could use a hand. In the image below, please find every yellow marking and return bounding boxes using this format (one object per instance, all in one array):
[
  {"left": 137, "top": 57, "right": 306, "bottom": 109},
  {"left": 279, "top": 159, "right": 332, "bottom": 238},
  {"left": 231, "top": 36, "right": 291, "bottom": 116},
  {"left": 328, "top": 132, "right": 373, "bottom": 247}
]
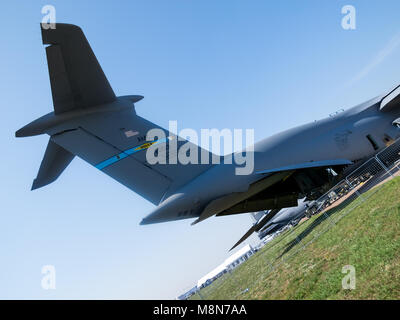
[{"left": 135, "top": 141, "right": 157, "bottom": 151}]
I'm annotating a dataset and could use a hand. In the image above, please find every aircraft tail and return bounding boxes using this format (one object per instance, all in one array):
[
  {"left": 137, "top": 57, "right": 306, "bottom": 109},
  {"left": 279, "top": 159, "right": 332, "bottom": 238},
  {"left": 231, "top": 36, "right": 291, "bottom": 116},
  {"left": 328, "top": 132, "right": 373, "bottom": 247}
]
[{"left": 16, "top": 23, "right": 214, "bottom": 205}]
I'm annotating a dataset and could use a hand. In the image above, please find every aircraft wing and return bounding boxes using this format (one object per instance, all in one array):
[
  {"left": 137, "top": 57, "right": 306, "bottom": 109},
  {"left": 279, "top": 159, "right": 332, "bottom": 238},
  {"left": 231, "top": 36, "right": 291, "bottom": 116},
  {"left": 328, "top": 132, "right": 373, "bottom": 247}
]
[
  {"left": 194, "top": 158, "right": 352, "bottom": 225},
  {"left": 223, "top": 159, "right": 353, "bottom": 249},
  {"left": 192, "top": 171, "right": 292, "bottom": 225},
  {"left": 230, "top": 209, "right": 280, "bottom": 251}
]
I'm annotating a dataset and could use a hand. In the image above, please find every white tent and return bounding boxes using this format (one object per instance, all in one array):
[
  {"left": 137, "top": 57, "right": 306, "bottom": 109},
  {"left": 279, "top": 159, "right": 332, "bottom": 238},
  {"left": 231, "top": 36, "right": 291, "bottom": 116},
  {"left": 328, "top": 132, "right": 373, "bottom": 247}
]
[
  {"left": 224, "top": 244, "right": 253, "bottom": 267},
  {"left": 197, "top": 244, "right": 254, "bottom": 287}
]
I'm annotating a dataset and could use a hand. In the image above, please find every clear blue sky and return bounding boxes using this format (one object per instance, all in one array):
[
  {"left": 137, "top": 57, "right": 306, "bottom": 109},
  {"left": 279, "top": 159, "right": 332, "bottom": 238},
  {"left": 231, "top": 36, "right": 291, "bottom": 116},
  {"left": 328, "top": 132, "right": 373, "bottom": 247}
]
[{"left": 1, "top": 0, "right": 400, "bottom": 299}]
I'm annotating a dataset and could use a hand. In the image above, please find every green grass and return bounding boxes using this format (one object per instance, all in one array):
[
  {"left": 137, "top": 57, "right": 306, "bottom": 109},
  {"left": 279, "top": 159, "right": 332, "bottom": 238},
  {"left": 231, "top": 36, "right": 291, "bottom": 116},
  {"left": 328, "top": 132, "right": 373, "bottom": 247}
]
[{"left": 191, "top": 177, "right": 400, "bottom": 300}]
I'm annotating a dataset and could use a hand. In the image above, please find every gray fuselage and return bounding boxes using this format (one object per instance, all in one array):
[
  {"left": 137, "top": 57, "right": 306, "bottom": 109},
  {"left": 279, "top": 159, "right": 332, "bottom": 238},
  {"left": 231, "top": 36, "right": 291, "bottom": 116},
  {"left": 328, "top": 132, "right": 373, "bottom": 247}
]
[{"left": 142, "top": 95, "right": 400, "bottom": 224}]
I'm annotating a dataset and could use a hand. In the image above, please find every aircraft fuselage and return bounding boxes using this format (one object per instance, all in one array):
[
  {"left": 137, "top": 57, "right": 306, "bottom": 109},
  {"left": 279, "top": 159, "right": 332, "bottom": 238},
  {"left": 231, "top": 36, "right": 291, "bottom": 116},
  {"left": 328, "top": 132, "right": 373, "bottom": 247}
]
[{"left": 141, "top": 95, "right": 400, "bottom": 224}]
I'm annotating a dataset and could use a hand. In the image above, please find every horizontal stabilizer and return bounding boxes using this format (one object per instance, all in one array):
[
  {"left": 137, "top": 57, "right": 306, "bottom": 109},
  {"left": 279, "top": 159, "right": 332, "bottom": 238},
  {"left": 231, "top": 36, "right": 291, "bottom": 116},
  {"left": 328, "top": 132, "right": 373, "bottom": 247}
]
[{"left": 31, "top": 139, "right": 74, "bottom": 190}]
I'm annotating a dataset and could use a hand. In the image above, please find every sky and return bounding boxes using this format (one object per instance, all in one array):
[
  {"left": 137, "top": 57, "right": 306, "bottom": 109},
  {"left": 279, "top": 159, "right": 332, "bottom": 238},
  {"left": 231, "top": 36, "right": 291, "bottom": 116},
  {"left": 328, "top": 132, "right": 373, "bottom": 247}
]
[{"left": 1, "top": 0, "right": 400, "bottom": 299}]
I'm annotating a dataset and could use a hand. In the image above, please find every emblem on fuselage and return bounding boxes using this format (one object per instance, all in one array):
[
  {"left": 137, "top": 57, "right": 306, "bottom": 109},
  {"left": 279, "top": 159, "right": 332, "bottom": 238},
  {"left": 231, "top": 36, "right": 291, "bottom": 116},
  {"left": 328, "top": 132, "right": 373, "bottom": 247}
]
[{"left": 334, "top": 130, "right": 352, "bottom": 150}]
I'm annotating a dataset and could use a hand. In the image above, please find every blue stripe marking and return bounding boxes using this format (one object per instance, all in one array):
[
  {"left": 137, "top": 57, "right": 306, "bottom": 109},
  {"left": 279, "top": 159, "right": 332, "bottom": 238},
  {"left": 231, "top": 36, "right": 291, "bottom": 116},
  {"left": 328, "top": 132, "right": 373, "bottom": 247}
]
[
  {"left": 95, "top": 153, "right": 128, "bottom": 170},
  {"left": 95, "top": 137, "right": 169, "bottom": 170}
]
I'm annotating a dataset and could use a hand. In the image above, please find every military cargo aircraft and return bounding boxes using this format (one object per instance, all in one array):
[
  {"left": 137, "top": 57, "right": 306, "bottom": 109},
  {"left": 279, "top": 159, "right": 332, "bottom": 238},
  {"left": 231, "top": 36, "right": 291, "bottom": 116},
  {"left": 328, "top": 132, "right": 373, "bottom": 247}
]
[{"left": 16, "top": 24, "right": 400, "bottom": 249}]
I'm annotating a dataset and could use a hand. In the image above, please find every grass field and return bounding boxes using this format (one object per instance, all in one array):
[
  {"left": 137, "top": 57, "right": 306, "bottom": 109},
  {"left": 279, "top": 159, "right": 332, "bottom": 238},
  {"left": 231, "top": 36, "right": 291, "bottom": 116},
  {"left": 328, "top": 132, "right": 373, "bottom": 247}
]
[{"left": 191, "top": 177, "right": 400, "bottom": 300}]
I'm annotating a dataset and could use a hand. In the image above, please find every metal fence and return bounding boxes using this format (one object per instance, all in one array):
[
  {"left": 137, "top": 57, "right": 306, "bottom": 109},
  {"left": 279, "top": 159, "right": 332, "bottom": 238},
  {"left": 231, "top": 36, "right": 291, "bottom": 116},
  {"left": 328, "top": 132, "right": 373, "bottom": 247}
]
[{"left": 191, "top": 137, "right": 400, "bottom": 300}]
